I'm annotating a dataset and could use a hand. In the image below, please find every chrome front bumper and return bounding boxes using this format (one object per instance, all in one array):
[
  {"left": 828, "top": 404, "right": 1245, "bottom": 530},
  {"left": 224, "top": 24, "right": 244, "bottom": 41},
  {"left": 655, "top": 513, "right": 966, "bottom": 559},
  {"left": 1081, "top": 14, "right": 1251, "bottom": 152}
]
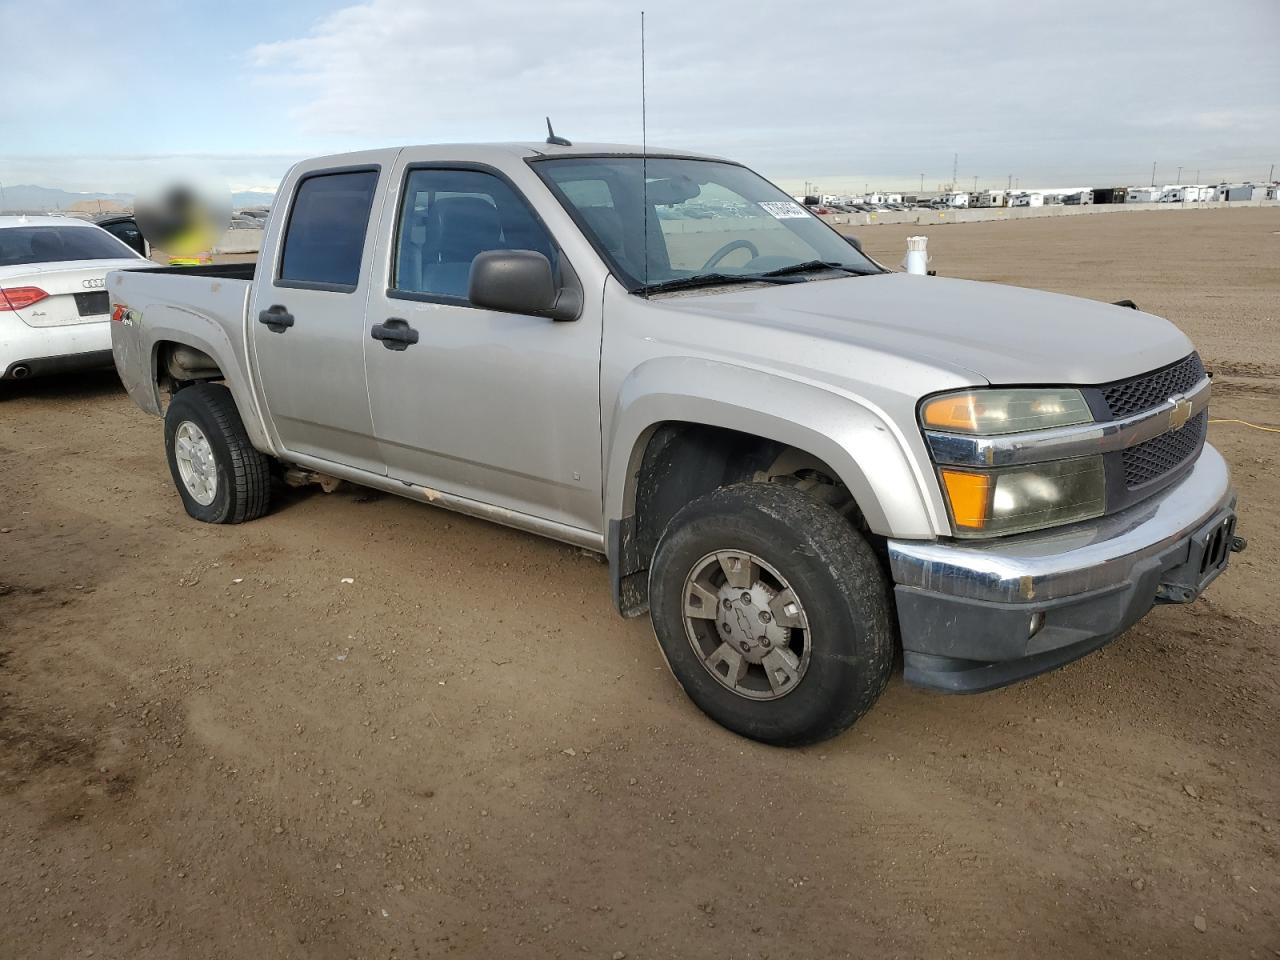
[{"left": 886, "top": 444, "right": 1239, "bottom": 691}]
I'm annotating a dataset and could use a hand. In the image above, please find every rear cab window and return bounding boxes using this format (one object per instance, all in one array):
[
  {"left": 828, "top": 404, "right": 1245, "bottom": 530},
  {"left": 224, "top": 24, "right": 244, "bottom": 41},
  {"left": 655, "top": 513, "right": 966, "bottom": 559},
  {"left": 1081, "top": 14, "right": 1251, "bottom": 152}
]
[{"left": 278, "top": 169, "right": 379, "bottom": 292}]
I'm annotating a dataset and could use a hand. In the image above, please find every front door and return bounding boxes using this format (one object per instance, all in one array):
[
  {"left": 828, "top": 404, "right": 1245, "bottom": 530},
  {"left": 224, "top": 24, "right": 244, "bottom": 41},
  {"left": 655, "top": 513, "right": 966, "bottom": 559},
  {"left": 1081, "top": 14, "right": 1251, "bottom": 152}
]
[
  {"left": 250, "top": 163, "right": 386, "bottom": 474},
  {"left": 363, "top": 163, "right": 602, "bottom": 533}
]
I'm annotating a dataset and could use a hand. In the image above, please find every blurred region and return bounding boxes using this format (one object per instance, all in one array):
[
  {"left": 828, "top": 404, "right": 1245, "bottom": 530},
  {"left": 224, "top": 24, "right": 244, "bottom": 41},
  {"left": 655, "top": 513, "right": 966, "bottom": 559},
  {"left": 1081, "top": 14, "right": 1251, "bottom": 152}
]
[{"left": 134, "top": 171, "right": 231, "bottom": 266}]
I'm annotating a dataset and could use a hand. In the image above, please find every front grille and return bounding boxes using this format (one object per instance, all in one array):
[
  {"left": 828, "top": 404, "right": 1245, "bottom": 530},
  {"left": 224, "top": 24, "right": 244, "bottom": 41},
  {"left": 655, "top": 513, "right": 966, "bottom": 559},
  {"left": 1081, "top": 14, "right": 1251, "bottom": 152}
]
[
  {"left": 1102, "top": 352, "right": 1205, "bottom": 419},
  {"left": 74, "top": 291, "right": 110, "bottom": 316},
  {"left": 1123, "top": 411, "right": 1207, "bottom": 488}
]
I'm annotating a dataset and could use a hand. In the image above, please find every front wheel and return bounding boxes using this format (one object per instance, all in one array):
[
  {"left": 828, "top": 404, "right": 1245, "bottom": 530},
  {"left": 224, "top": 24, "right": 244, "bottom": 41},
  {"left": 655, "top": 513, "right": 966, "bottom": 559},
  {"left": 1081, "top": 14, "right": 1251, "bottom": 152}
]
[
  {"left": 164, "top": 382, "right": 272, "bottom": 524},
  {"left": 649, "top": 482, "right": 894, "bottom": 746}
]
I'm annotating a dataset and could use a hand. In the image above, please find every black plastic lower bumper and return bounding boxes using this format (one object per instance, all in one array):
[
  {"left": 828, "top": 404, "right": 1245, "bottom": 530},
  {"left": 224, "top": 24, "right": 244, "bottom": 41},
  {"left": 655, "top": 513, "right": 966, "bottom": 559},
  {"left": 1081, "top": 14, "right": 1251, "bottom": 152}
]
[{"left": 897, "top": 506, "right": 1241, "bottom": 693}]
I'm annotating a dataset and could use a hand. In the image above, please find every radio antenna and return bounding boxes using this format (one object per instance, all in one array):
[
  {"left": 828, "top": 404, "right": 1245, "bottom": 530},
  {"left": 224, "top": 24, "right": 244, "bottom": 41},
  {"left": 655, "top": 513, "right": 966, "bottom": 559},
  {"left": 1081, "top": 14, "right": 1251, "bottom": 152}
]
[
  {"left": 545, "top": 117, "right": 571, "bottom": 147},
  {"left": 641, "top": 10, "right": 650, "bottom": 298}
]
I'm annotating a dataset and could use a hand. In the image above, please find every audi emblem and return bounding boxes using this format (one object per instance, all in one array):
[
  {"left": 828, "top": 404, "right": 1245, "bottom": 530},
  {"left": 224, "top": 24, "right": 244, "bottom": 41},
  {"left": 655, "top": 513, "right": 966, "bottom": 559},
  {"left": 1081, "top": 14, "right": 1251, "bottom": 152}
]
[{"left": 82, "top": 278, "right": 106, "bottom": 289}]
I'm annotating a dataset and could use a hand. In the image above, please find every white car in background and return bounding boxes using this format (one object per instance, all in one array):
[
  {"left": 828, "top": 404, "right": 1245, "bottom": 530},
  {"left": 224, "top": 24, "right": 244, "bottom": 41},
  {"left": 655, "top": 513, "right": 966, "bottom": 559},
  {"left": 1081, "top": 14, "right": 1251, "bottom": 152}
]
[{"left": 1, "top": 216, "right": 150, "bottom": 381}]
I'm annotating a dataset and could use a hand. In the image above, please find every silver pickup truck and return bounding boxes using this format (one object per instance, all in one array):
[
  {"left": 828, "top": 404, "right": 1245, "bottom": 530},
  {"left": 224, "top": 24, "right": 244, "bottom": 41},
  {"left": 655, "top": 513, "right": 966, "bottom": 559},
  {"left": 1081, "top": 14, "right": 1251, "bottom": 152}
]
[{"left": 109, "top": 140, "right": 1244, "bottom": 745}]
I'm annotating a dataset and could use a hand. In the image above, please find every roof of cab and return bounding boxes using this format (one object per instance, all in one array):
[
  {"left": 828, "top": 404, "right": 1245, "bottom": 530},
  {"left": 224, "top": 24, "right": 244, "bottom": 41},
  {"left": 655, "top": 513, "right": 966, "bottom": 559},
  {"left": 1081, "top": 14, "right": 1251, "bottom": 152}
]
[
  {"left": 509, "top": 141, "right": 728, "bottom": 161},
  {"left": 296, "top": 141, "right": 729, "bottom": 171}
]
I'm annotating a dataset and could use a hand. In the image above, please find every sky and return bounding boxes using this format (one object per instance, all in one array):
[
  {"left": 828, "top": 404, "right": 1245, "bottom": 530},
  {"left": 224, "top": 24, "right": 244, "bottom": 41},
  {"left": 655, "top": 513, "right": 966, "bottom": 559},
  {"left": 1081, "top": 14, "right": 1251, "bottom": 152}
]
[{"left": 1, "top": 0, "right": 1278, "bottom": 196}]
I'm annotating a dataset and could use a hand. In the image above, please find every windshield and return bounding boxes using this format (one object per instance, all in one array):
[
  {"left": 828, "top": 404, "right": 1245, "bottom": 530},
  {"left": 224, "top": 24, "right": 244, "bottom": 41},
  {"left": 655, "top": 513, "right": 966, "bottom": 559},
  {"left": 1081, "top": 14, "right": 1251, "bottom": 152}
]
[
  {"left": 0, "top": 225, "right": 142, "bottom": 267},
  {"left": 534, "top": 157, "right": 879, "bottom": 291}
]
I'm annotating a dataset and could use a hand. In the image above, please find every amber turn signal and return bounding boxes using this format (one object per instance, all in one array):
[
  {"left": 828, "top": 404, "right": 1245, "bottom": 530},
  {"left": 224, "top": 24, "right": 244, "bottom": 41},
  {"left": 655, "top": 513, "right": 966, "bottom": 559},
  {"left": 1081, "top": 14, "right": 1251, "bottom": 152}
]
[{"left": 939, "top": 469, "right": 991, "bottom": 529}]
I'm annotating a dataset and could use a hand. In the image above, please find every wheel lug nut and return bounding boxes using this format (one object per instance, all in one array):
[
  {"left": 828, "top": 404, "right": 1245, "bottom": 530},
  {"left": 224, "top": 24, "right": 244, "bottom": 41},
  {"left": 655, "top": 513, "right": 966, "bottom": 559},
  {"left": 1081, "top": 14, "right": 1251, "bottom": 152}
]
[
  {"left": 741, "top": 592, "right": 752, "bottom": 604},
  {"left": 739, "top": 641, "right": 751, "bottom": 653},
  {"left": 758, "top": 611, "right": 772, "bottom": 623},
  {"left": 723, "top": 598, "right": 732, "bottom": 609},
  {"left": 761, "top": 637, "right": 771, "bottom": 647}
]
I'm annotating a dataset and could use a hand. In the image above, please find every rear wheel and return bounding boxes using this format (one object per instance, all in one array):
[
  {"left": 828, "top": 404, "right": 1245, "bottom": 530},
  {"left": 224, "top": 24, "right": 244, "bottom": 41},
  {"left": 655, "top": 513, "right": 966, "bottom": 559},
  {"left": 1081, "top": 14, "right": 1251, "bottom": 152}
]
[
  {"left": 164, "top": 382, "right": 271, "bottom": 523},
  {"left": 649, "top": 482, "right": 894, "bottom": 746}
]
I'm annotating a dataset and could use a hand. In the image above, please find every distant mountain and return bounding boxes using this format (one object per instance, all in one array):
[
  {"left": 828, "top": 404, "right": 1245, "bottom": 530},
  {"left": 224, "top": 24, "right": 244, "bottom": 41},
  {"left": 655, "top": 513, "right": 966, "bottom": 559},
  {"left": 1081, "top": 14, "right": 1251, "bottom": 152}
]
[
  {"left": 0, "top": 184, "right": 277, "bottom": 214},
  {"left": 0, "top": 184, "right": 133, "bottom": 214}
]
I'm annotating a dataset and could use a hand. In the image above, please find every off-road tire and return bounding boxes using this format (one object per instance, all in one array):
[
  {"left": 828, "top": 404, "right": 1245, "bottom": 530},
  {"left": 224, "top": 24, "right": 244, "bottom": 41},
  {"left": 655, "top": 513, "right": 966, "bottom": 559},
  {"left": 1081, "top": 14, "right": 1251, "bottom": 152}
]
[
  {"left": 164, "top": 382, "right": 271, "bottom": 524},
  {"left": 649, "top": 482, "right": 894, "bottom": 746}
]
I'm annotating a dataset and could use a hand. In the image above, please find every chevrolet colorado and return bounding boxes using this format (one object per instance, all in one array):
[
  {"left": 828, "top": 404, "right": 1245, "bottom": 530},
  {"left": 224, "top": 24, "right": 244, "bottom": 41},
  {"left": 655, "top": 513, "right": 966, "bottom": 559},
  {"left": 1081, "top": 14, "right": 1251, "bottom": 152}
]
[{"left": 108, "top": 140, "right": 1244, "bottom": 745}]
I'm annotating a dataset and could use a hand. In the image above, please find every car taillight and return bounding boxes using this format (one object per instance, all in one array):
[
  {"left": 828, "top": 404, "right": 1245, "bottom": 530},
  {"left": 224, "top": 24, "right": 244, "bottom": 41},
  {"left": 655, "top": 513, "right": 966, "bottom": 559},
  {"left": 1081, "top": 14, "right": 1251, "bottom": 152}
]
[
  {"left": 0, "top": 286, "right": 50, "bottom": 311},
  {"left": 111, "top": 303, "right": 128, "bottom": 322}
]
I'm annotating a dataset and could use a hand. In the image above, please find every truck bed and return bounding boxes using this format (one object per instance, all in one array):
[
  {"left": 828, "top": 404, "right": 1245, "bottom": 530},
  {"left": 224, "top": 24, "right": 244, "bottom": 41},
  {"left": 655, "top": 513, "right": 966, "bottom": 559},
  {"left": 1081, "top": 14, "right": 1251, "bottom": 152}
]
[
  {"left": 108, "top": 261, "right": 259, "bottom": 422},
  {"left": 132, "top": 262, "right": 256, "bottom": 281}
]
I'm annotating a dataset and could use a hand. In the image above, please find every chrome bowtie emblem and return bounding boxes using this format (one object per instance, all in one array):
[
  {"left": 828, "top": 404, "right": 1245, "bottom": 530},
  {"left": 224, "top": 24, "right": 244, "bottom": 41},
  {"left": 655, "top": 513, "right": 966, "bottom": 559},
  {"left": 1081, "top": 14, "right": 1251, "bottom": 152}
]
[{"left": 1169, "top": 396, "right": 1193, "bottom": 430}]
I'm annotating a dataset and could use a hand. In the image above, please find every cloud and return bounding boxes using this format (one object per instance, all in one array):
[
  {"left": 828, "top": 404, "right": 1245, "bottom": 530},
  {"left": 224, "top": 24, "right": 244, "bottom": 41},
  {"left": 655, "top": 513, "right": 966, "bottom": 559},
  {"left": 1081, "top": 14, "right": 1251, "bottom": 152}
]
[
  {"left": 4, "top": 0, "right": 1277, "bottom": 191},
  {"left": 247, "top": 1, "right": 644, "bottom": 139},
  {"left": 240, "top": 0, "right": 1280, "bottom": 186}
]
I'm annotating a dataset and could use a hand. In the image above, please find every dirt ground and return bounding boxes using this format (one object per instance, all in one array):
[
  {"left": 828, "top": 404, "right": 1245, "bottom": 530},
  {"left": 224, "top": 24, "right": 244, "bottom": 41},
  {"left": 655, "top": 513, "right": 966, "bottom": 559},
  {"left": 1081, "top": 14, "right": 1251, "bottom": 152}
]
[{"left": 2, "top": 208, "right": 1277, "bottom": 959}]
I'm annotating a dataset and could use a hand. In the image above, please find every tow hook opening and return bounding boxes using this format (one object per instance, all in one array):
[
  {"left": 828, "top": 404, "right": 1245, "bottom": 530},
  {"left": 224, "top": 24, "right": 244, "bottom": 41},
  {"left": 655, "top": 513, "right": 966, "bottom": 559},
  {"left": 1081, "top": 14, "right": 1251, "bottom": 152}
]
[{"left": 1155, "top": 583, "right": 1197, "bottom": 604}]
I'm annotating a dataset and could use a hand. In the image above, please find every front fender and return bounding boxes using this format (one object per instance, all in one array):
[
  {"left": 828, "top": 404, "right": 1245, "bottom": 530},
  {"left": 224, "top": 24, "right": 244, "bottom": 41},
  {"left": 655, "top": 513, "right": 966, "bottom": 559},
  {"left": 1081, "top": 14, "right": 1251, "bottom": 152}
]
[{"left": 604, "top": 356, "right": 948, "bottom": 540}]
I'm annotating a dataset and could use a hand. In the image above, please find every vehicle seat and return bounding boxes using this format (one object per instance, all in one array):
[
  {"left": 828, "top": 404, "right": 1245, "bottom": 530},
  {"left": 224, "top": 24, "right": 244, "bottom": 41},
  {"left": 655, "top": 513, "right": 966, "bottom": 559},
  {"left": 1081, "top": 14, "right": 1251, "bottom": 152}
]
[
  {"left": 497, "top": 203, "right": 555, "bottom": 265},
  {"left": 29, "top": 232, "right": 65, "bottom": 260},
  {"left": 396, "top": 208, "right": 430, "bottom": 291},
  {"left": 421, "top": 197, "right": 502, "bottom": 297}
]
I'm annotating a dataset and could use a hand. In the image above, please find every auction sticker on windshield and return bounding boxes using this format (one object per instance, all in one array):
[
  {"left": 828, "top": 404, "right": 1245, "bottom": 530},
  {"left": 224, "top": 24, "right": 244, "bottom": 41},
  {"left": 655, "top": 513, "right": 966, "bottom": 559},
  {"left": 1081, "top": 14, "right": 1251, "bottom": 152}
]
[{"left": 758, "top": 201, "right": 810, "bottom": 219}]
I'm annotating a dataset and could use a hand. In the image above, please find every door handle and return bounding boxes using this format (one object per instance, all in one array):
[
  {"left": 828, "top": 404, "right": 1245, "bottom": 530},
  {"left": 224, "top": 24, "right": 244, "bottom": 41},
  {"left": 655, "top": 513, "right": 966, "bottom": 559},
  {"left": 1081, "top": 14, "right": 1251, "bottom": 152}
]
[
  {"left": 258, "top": 304, "right": 294, "bottom": 333},
  {"left": 371, "top": 317, "right": 419, "bottom": 351}
]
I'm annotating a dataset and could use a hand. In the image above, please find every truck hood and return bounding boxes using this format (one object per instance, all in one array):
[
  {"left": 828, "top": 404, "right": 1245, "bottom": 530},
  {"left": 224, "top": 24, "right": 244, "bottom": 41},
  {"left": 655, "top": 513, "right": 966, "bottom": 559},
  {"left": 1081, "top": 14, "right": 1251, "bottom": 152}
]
[{"left": 667, "top": 272, "right": 1193, "bottom": 386}]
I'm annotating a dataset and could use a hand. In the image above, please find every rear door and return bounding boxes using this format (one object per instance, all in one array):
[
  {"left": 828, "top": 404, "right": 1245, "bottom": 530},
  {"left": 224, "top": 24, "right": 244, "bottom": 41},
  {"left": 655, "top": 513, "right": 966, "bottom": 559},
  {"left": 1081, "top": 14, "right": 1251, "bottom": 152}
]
[{"left": 249, "top": 155, "right": 395, "bottom": 474}]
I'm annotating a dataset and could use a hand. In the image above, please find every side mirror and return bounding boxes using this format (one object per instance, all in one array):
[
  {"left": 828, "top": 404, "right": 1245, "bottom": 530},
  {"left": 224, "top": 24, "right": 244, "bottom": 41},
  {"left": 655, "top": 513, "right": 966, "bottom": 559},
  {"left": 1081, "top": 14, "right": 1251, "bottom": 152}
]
[{"left": 468, "top": 250, "right": 581, "bottom": 321}]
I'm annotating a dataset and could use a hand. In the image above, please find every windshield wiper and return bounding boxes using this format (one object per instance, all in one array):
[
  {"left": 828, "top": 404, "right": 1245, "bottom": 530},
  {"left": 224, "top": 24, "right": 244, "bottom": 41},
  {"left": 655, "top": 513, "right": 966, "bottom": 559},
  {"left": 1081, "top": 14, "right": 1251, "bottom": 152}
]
[
  {"left": 755, "top": 260, "right": 876, "bottom": 278},
  {"left": 637, "top": 272, "right": 806, "bottom": 295}
]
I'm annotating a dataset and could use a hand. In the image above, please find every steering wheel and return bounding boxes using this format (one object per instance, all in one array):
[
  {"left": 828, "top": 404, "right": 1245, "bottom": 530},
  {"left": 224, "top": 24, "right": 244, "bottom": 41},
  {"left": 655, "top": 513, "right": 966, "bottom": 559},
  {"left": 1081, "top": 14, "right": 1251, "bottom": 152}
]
[{"left": 701, "top": 239, "right": 760, "bottom": 271}]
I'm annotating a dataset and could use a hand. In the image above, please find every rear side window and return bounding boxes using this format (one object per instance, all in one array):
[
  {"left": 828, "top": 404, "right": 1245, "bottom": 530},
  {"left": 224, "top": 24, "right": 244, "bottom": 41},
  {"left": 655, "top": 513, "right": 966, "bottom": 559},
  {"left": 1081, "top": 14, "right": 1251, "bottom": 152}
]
[
  {"left": 279, "top": 169, "right": 378, "bottom": 290},
  {"left": 0, "top": 226, "right": 140, "bottom": 267}
]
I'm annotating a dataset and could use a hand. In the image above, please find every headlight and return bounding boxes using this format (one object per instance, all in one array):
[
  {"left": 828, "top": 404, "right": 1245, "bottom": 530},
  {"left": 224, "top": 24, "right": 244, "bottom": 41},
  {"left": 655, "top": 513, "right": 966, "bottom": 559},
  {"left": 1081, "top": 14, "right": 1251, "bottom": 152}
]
[
  {"left": 939, "top": 457, "right": 1105, "bottom": 537},
  {"left": 922, "top": 388, "right": 1092, "bottom": 434}
]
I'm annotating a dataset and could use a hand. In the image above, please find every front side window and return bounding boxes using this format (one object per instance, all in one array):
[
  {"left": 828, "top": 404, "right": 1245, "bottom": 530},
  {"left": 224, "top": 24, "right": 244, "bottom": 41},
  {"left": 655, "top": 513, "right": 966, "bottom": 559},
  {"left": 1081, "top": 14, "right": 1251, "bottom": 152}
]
[
  {"left": 279, "top": 169, "right": 378, "bottom": 289},
  {"left": 393, "top": 168, "right": 556, "bottom": 301},
  {"left": 534, "top": 157, "right": 880, "bottom": 292}
]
